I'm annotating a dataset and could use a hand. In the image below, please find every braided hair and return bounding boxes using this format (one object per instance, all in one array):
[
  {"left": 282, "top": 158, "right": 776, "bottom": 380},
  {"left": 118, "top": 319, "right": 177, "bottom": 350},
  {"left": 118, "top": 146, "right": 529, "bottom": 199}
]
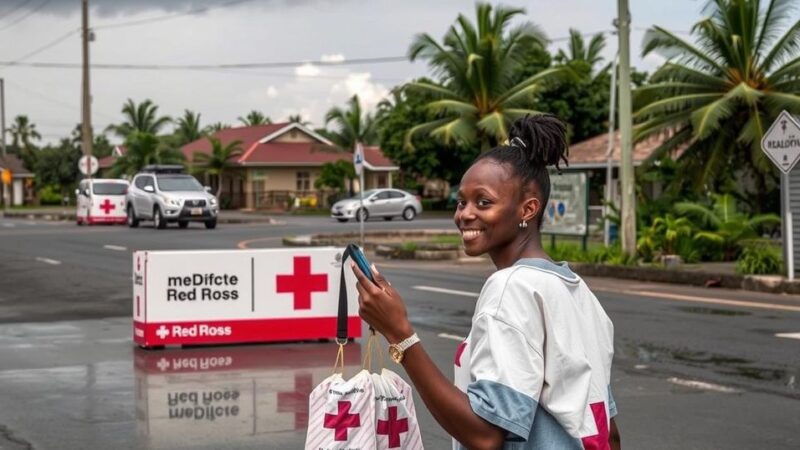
[{"left": 474, "top": 114, "right": 569, "bottom": 228}]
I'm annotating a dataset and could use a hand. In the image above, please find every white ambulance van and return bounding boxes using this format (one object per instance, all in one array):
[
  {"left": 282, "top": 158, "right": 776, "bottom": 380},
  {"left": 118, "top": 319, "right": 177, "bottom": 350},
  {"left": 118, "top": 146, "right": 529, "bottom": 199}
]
[{"left": 76, "top": 178, "right": 130, "bottom": 225}]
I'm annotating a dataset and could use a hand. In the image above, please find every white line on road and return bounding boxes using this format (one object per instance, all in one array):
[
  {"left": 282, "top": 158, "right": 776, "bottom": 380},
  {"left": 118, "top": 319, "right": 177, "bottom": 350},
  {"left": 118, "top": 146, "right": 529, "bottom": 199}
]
[
  {"left": 610, "top": 289, "right": 800, "bottom": 313},
  {"left": 103, "top": 245, "right": 127, "bottom": 251},
  {"left": 775, "top": 332, "right": 800, "bottom": 340},
  {"left": 413, "top": 286, "right": 479, "bottom": 298},
  {"left": 438, "top": 333, "right": 466, "bottom": 341},
  {"left": 2, "top": 223, "right": 14, "bottom": 228},
  {"left": 667, "top": 377, "right": 741, "bottom": 393},
  {"left": 35, "top": 257, "right": 61, "bottom": 265}
]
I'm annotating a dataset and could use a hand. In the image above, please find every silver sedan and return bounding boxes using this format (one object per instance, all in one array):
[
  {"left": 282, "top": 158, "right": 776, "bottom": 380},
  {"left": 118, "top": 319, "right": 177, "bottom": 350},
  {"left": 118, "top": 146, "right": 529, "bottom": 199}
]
[{"left": 330, "top": 189, "right": 423, "bottom": 222}]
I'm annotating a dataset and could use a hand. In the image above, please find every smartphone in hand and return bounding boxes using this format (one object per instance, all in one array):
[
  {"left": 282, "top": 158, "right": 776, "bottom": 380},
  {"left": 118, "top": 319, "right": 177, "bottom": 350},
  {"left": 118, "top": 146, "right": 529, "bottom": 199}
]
[{"left": 346, "top": 244, "right": 375, "bottom": 284}]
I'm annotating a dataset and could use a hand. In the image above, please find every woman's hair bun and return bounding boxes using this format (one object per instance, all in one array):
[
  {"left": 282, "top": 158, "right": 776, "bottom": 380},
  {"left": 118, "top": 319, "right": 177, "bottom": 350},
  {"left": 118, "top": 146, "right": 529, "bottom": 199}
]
[{"left": 508, "top": 114, "right": 569, "bottom": 170}]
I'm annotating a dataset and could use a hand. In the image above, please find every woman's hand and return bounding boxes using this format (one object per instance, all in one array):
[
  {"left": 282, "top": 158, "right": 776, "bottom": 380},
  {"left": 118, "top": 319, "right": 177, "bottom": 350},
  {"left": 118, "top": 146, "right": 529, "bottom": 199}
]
[{"left": 351, "top": 262, "right": 414, "bottom": 343}]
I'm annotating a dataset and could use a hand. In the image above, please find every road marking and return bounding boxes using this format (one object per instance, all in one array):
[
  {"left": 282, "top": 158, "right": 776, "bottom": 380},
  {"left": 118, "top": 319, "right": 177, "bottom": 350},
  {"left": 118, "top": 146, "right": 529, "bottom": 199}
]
[
  {"left": 103, "top": 245, "right": 127, "bottom": 251},
  {"left": 35, "top": 257, "right": 61, "bottom": 265},
  {"left": 1, "top": 223, "right": 14, "bottom": 228},
  {"left": 438, "top": 333, "right": 466, "bottom": 341},
  {"left": 413, "top": 286, "right": 479, "bottom": 298},
  {"left": 666, "top": 377, "right": 741, "bottom": 393},
  {"left": 609, "top": 289, "right": 800, "bottom": 313},
  {"left": 236, "top": 236, "right": 284, "bottom": 249},
  {"left": 775, "top": 332, "right": 800, "bottom": 340}
]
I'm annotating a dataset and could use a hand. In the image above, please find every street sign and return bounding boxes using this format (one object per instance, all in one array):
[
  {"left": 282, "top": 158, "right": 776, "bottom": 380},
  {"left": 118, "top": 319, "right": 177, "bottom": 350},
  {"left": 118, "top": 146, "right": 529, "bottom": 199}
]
[
  {"left": 1, "top": 169, "right": 10, "bottom": 186},
  {"left": 541, "top": 171, "right": 588, "bottom": 236},
  {"left": 761, "top": 110, "right": 800, "bottom": 174},
  {"left": 78, "top": 155, "right": 99, "bottom": 175},
  {"left": 353, "top": 142, "right": 364, "bottom": 176}
]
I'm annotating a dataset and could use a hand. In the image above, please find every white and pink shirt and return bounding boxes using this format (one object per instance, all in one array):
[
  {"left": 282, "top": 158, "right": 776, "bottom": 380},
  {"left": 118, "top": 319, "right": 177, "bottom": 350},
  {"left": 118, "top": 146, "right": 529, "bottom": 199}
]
[{"left": 453, "top": 258, "right": 617, "bottom": 450}]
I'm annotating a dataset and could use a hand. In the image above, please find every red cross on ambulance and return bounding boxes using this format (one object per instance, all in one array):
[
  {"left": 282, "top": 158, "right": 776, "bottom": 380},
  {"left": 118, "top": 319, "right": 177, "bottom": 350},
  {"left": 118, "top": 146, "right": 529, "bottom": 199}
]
[{"left": 99, "top": 198, "right": 116, "bottom": 215}]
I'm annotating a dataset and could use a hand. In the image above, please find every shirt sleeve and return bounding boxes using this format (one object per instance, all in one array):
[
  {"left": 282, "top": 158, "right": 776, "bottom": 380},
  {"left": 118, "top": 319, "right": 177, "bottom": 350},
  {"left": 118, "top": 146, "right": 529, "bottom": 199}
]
[
  {"left": 466, "top": 312, "right": 544, "bottom": 441},
  {"left": 608, "top": 385, "right": 618, "bottom": 418}
]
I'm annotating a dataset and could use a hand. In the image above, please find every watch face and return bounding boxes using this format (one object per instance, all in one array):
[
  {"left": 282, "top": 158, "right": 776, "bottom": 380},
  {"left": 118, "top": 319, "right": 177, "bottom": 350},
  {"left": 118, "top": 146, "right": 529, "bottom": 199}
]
[{"left": 389, "top": 346, "right": 402, "bottom": 363}]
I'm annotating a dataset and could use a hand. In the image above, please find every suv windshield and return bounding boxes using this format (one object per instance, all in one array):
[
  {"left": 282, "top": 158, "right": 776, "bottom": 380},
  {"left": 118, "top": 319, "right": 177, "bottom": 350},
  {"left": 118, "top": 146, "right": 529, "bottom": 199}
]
[
  {"left": 156, "top": 176, "right": 204, "bottom": 192},
  {"left": 93, "top": 183, "right": 127, "bottom": 195}
]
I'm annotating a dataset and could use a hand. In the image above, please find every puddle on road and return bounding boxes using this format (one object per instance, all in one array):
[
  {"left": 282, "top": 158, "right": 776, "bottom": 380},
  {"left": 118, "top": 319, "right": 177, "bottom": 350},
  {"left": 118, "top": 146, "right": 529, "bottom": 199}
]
[
  {"left": 623, "top": 341, "right": 797, "bottom": 393},
  {"left": 676, "top": 306, "right": 751, "bottom": 316}
]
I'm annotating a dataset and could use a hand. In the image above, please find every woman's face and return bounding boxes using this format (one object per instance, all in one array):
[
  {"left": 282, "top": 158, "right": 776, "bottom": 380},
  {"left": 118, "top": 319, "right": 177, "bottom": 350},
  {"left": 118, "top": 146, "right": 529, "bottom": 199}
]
[{"left": 454, "top": 159, "right": 527, "bottom": 258}]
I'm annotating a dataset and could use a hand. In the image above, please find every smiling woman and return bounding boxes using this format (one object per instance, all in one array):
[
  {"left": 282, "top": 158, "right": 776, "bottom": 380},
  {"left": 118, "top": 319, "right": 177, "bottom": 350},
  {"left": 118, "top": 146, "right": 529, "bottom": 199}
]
[{"left": 352, "top": 115, "right": 622, "bottom": 450}]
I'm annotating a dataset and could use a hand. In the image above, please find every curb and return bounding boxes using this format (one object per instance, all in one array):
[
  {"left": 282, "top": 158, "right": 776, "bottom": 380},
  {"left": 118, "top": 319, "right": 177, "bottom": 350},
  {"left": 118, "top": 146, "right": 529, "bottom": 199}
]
[{"left": 1, "top": 211, "right": 280, "bottom": 225}]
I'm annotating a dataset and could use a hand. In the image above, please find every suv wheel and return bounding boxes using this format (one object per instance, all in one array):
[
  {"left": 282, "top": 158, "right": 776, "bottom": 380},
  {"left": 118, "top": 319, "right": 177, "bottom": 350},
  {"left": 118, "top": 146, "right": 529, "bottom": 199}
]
[
  {"left": 402, "top": 207, "right": 416, "bottom": 221},
  {"left": 127, "top": 205, "right": 139, "bottom": 228},
  {"left": 153, "top": 207, "right": 167, "bottom": 229},
  {"left": 205, "top": 219, "right": 217, "bottom": 229}
]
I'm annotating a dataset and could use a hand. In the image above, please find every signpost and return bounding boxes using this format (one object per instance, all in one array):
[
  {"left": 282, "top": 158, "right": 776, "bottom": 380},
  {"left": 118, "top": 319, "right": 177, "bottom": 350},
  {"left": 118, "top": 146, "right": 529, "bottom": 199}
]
[
  {"left": 132, "top": 247, "right": 361, "bottom": 348},
  {"left": 761, "top": 110, "right": 800, "bottom": 280},
  {"left": 541, "top": 172, "right": 589, "bottom": 250},
  {"left": 78, "top": 154, "right": 98, "bottom": 177},
  {"left": 354, "top": 143, "right": 365, "bottom": 247}
]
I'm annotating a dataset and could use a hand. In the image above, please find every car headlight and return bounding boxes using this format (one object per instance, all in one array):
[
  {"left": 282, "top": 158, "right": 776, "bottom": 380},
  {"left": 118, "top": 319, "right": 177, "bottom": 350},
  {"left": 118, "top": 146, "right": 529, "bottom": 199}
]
[
  {"left": 209, "top": 197, "right": 218, "bottom": 206},
  {"left": 162, "top": 196, "right": 181, "bottom": 207}
]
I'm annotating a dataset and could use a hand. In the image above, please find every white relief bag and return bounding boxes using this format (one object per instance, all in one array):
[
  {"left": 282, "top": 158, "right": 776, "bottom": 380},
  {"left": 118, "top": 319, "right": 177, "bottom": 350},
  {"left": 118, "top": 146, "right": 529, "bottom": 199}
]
[{"left": 371, "top": 368, "right": 424, "bottom": 449}]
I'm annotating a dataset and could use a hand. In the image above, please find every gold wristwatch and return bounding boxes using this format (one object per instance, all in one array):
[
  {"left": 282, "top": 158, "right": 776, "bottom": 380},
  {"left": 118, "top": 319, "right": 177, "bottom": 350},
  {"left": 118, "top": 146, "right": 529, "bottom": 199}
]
[{"left": 388, "top": 333, "right": 420, "bottom": 364}]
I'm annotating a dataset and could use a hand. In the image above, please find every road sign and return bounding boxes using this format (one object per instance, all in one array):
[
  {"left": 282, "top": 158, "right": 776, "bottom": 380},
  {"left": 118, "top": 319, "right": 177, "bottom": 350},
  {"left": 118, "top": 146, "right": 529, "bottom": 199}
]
[
  {"left": 1, "top": 169, "right": 10, "bottom": 185},
  {"left": 132, "top": 247, "right": 361, "bottom": 347},
  {"left": 353, "top": 143, "right": 364, "bottom": 176},
  {"left": 78, "top": 155, "right": 98, "bottom": 175},
  {"left": 761, "top": 110, "right": 800, "bottom": 174}
]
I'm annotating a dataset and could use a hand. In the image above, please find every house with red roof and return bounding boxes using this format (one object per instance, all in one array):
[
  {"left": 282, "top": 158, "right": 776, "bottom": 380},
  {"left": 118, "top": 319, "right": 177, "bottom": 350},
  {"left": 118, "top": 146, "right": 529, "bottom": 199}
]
[
  {"left": 97, "top": 145, "right": 126, "bottom": 175},
  {"left": 181, "top": 122, "right": 399, "bottom": 209},
  {"left": 0, "top": 154, "right": 34, "bottom": 206}
]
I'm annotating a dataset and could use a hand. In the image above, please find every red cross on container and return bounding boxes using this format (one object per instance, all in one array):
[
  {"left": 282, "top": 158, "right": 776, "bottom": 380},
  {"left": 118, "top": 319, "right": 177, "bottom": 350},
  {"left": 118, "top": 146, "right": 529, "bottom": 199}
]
[
  {"left": 377, "top": 406, "right": 409, "bottom": 448},
  {"left": 276, "top": 256, "right": 328, "bottom": 310},
  {"left": 277, "top": 373, "right": 312, "bottom": 429},
  {"left": 99, "top": 198, "right": 116, "bottom": 215},
  {"left": 324, "top": 401, "right": 361, "bottom": 441}
]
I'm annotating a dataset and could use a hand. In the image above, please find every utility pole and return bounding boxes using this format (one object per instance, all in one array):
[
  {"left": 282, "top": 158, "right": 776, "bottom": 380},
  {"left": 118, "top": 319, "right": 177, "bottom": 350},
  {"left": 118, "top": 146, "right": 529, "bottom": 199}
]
[
  {"left": 616, "top": 0, "right": 637, "bottom": 256},
  {"left": 81, "top": 0, "right": 93, "bottom": 168},
  {"left": 1, "top": 78, "right": 5, "bottom": 157}
]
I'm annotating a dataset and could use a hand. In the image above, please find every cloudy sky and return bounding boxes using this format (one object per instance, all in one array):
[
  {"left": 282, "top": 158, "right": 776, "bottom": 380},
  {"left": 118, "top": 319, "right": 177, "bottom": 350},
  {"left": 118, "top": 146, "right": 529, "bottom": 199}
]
[{"left": 0, "top": 0, "right": 710, "bottom": 145}]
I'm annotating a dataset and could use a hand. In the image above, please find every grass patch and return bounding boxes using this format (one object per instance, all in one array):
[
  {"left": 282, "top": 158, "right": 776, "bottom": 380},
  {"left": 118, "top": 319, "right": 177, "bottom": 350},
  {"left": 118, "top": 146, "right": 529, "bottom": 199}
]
[{"left": 431, "top": 234, "right": 462, "bottom": 245}]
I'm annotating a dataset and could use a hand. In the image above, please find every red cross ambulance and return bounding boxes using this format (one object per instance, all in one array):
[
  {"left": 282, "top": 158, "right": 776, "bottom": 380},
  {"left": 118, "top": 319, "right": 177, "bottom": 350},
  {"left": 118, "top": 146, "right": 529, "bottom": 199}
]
[{"left": 76, "top": 178, "right": 130, "bottom": 225}]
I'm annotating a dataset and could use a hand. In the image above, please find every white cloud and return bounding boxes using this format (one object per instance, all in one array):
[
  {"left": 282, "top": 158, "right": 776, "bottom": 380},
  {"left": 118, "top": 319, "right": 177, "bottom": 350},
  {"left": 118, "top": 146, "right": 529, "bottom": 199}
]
[
  {"left": 320, "top": 53, "right": 345, "bottom": 63},
  {"left": 329, "top": 72, "right": 389, "bottom": 112},
  {"left": 266, "top": 85, "right": 279, "bottom": 98},
  {"left": 295, "top": 63, "right": 321, "bottom": 77}
]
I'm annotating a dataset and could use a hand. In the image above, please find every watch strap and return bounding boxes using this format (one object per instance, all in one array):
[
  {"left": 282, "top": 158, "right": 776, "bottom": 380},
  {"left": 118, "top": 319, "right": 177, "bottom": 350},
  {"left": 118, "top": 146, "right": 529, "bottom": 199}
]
[{"left": 394, "top": 333, "right": 420, "bottom": 352}]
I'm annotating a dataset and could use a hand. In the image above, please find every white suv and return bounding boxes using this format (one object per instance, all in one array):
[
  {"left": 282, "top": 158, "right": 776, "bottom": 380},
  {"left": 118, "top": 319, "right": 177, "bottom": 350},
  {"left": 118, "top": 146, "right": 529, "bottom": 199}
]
[{"left": 125, "top": 165, "right": 219, "bottom": 229}]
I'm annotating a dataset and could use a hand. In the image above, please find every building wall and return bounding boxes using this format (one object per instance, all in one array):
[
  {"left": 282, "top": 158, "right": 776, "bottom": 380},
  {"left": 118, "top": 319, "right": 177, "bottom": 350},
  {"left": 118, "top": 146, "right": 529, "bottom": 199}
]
[{"left": 271, "top": 129, "right": 318, "bottom": 144}]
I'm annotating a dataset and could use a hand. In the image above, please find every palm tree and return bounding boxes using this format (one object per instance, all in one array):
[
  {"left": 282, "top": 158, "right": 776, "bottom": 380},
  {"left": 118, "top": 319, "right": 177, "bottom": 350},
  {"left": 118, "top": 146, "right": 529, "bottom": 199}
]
[
  {"left": 174, "top": 110, "right": 204, "bottom": 146},
  {"left": 324, "top": 94, "right": 377, "bottom": 150},
  {"left": 106, "top": 99, "right": 172, "bottom": 140},
  {"left": 554, "top": 29, "right": 607, "bottom": 70},
  {"left": 204, "top": 122, "right": 230, "bottom": 134},
  {"left": 9, "top": 115, "right": 41, "bottom": 169},
  {"left": 634, "top": 0, "right": 800, "bottom": 208},
  {"left": 237, "top": 110, "right": 272, "bottom": 126},
  {"left": 406, "top": 3, "right": 568, "bottom": 150},
  {"left": 108, "top": 131, "right": 184, "bottom": 177},
  {"left": 192, "top": 137, "right": 243, "bottom": 198},
  {"left": 287, "top": 114, "right": 311, "bottom": 126}
]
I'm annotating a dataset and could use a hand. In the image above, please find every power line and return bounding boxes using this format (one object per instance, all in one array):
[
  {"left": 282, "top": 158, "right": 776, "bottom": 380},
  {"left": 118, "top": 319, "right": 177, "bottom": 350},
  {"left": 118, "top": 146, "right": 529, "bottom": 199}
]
[
  {"left": 94, "top": 0, "right": 257, "bottom": 30},
  {"left": 0, "top": 0, "right": 35, "bottom": 22},
  {"left": 10, "top": 28, "right": 80, "bottom": 63},
  {"left": 0, "top": 0, "right": 51, "bottom": 33},
  {"left": 3, "top": 78, "right": 116, "bottom": 121}
]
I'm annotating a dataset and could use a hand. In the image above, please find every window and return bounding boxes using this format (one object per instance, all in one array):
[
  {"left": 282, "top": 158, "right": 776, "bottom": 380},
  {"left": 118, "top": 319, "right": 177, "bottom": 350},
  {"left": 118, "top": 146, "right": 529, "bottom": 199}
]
[
  {"left": 296, "top": 172, "right": 310, "bottom": 191},
  {"left": 377, "top": 174, "right": 387, "bottom": 188},
  {"left": 375, "top": 191, "right": 392, "bottom": 200},
  {"left": 134, "top": 176, "right": 152, "bottom": 189},
  {"left": 388, "top": 190, "right": 405, "bottom": 199},
  {"left": 156, "top": 175, "right": 203, "bottom": 192},
  {"left": 93, "top": 183, "right": 127, "bottom": 195}
]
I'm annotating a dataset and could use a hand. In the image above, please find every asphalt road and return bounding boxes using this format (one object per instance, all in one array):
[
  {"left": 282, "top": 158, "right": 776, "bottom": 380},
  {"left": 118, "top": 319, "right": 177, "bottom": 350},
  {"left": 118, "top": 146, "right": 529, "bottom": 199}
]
[{"left": 0, "top": 215, "right": 799, "bottom": 449}]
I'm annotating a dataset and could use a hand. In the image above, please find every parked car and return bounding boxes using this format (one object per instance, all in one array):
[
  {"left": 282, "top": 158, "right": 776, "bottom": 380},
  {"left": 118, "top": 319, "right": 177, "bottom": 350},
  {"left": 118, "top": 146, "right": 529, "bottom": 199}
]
[
  {"left": 125, "top": 165, "right": 219, "bottom": 229},
  {"left": 76, "top": 178, "right": 130, "bottom": 225},
  {"left": 330, "top": 188, "right": 422, "bottom": 222}
]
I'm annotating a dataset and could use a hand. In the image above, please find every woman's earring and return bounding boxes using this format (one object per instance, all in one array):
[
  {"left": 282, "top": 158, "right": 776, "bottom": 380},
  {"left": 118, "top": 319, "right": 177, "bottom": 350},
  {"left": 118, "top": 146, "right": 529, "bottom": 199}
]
[{"left": 518, "top": 220, "right": 528, "bottom": 229}]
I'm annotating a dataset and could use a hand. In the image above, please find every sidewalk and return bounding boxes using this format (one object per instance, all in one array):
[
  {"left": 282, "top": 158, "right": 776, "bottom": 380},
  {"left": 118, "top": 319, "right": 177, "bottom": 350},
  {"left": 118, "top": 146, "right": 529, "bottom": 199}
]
[{"left": 1, "top": 206, "right": 280, "bottom": 224}]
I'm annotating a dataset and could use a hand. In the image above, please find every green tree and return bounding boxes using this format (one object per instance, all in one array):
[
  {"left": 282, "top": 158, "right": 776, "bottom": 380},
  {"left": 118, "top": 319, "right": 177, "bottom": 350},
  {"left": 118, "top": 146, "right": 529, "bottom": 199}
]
[
  {"left": 174, "top": 110, "right": 205, "bottom": 146},
  {"left": 191, "top": 137, "right": 243, "bottom": 198},
  {"left": 325, "top": 95, "right": 377, "bottom": 150},
  {"left": 106, "top": 99, "right": 172, "bottom": 140},
  {"left": 69, "top": 124, "right": 113, "bottom": 158},
  {"left": 555, "top": 29, "right": 607, "bottom": 67},
  {"left": 406, "top": 3, "right": 568, "bottom": 150},
  {"left": 287, "top": 114, "right": 311, "bottom": 126},
  {"left": 238, "top": 110, "right": 271, "bottom": 126},
  {"left": 634, "top": 0, "right": 800, "bottom": 212},
  {"left": 34, "top": 138, "right": 82, "bottom": 197},
  {"left": 315, "top": 160, "right": 356, "bottom": 193},
  {"left": 108, "top": 132, "right": 184, "bottom": 177},
  {"left": 377, "top": 84, "right": 476, "bottom": 185},
  {"left": 204, "top": 122, "right": 230, "bottom": 134},
  {"left": 8, "top": 115, "right": 41, "bottom": 169}
]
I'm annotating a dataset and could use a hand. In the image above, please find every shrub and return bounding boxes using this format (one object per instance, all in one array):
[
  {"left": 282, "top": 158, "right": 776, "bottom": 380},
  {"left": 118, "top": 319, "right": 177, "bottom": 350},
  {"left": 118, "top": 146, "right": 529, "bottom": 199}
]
[
  {"left": 38, "top": 185, "right": 63, "bottom": 205},
  {"left": 736, "top": 241, "right": 783, "bottom": 275}
]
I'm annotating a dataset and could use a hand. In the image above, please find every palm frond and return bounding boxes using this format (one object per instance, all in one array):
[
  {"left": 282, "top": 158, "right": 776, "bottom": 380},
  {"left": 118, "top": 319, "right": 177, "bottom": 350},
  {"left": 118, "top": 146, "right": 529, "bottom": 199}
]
[{"left": 642, "top": 26, "right": 727, "bottom": 74}]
